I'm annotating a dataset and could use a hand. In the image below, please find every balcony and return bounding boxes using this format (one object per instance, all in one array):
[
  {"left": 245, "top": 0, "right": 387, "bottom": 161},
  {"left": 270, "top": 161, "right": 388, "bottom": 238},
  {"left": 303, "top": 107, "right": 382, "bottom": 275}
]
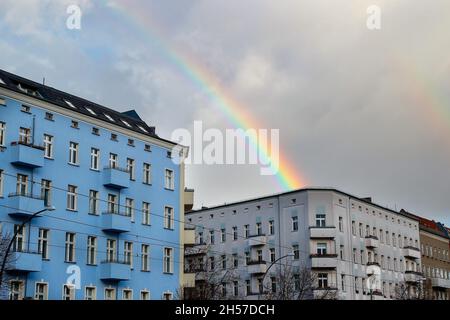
[
  {"left": 185, "top": 244, "right": 208, "bottom": 256},
  {"left": 100, "top": 260, "right": 131, "bottom": 281},
  {"left": 364, "top": 235, "right": 379, "bottom": 248},
  {"left": 366, "top": 261, "right": 381, "bottom": 267},
  {"left": 183, "top": 272, "right": 196, "bottom": 288},
  {"left": 8, "top": 193, "right": 46, "bottom": 217},
  {"left": 247, "top": 260, "right": 267, "bottom": 274},
  {"left": 103, "top": 166, "right": 130, "bottom": 189},
  {"left": 310, "top": 254, "right": 338, "bottom": 269},
  {"left": 101, "top": 211, "right": 131, "bottom": 233},
  {"left": 431, "top": 277, "right": 450, "bottom": 289},
  {"left": 247, "top": 234, "right": 267, "bottom": 247},
  {"left": 7, "top": 249, "right": 42, "bottom": 272},
  {"left": 309, "top": 227, "right": 336, "bottom": 239},
  {"left": 10, "top": 142, "right": 44, "bottom": 168},
  {"left": 184, "top": 228, "right": 196, "bottom": 247},
  {"left": 313, "top": 287, "right": 338, "bottom": 299},
  {"left": 184, "top": 188, "right": 194, "bottom": 212},
  {"left": 403, "top": 246, "right": 421, "bottom": 260},
  {"left": 404, "top": 271, "right": 423, "bottom": 283}
]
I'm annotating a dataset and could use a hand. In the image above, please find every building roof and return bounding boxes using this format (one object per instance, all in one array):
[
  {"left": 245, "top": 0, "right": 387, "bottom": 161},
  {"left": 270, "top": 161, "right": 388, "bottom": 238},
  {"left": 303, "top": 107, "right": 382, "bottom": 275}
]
[
  {"left": 187, "top": 187, "right": 419, "bottom": 221},
  {"left": 0, "top": 69, "right": 177, "bottom": 146},
  {"left": 401, "top": 209, "right": 450, "bottom": 239}
]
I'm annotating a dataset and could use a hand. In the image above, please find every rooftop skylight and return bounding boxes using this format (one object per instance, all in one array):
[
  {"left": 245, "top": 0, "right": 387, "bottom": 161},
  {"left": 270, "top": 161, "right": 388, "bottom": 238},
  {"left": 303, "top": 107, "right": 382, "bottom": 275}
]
[{"left": 64, "top": 99, "right": 77, "bottom": 109}]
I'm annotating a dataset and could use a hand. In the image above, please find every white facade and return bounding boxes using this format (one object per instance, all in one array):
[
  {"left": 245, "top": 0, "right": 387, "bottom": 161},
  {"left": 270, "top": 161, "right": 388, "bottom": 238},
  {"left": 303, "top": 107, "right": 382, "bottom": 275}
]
[{"left": 185, "top": 188, "right": 422, "bottom": 300}]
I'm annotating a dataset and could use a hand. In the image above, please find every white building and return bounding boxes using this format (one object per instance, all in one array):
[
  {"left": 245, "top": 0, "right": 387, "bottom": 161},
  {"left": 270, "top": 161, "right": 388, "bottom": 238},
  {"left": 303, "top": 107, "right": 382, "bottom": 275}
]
[{"left": 185, "top": 188, "right": 423, "bottom": 300}]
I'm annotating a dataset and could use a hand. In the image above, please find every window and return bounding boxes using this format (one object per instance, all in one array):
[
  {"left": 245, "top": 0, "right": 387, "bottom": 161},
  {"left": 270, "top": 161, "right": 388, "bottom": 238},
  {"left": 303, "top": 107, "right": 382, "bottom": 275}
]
[
  {"left": 221, "top": 228, "right": 226, "bottom": 242},
  {"left": 141, "top": 244, "right": 150, "bottom": 271},
  {"left": 293, "top": 245, "right": 299, "bottom": 260},
  {"left": 340, "top": 245, "right": 344, "bottom": 260},
  {"left": 89, "top": 190, "right": 99, "bottom": 215},
  {"left": 67, "top": 185, "right": 77, "bottom": 211},
  {"left": 163, "top": 247, "right": 173, "bottom": 273},
  {"left": 87, "top": 236, "right": 97, "bottom": 265},
  {"left": 104, "top": 113, "right": 115, "bottom": 122},
  {"left": 0, "top": 122, "right": 6, "bottom": 146},
  {"left": 64, "top": 99, "right": 76, "bottom": 109},
  {"left": 109, "top": 153, "right": 118, "bottom": 168},
  {"left": 62, "top": 285, "right": 75, "bottom": 300},
  {"left": 268, "top": 220, "right": 274, "bottom": 235},
  {"left": 90, "top": 148, "right": 99, "bottom": 170},
  {"left": 122, "top": 289, "right": 133, "bottom": 300},
  {"left": 167, "top": 151, "right": 172, "bottom": 158},
  {"left": 163, "top": 292, "right": 173, "bottom": 300},
  {"left": 16, "top": 174, "right": 28, "bottom": 195},
  {"left": 126, "top": 198, "right": 135, "bottom": 221},
  {"left": 21, "top": 104, "right": 31, "bottom": 113},
  {"left": 140, "top": 291, "right": 150, "bottom": 300},
  {"left": 71, "top": 120, "right": 79, "bottom": 129},
  {"left": 143, "top": 163, "right": 151, "bottom": 184},
  {"left": 244, "top": 225, "right": 250, "bottom": 238},
  {"left": 13, "top": 224, "right": 25, "bottom": 252},
  {"left": 341, "top": 274, "right": 346, "bottom": 292},
  {"left": 124, "top": 241, "right": 133, "bottom": 267},
  {"left": 270, "top": 248, "right": 276, "bottom": 262},
  {"left": 65, "top": 233, "right": 76, "bottom": 262},
  {"left": 338, "top": 217, "right": 343, "bottom": 232},
  {"left": 245, "top": 252, "right": 251, "bottom": 265},
  {"left": 127, "top": 158, "right": 135, "bottom": 180},
  {"left": 85, "top": 106, "right": 96, "bottom": 115},
  {"left": 210, "top": 257, "right": 215, "bottom": 270},
  {"left": 41, "top": 179, "right": 52, "bottom": 207},
  {"left": 233, "top": 254, "right": 238, "bottom": 268},
  {"left": 19, "top": 127, "right": 31, "bottom": 144},
  {"left": 246, "top": 280, "right": 251, "bottom": 296},
  {"left": 233, "top": 281, "right": 239, "bottom": 296},
  {"left": 104, "top": 288, "right": 116, "bottom": 300},
  {"left": 256, "top": 222, "right": 262, "bottom": 235},
  {"left": 221, "top": 255, "right": 227, "bottom": 269},
  {"left": 316, "top": 214, "right": 326, "bottom": 227},
  {"left": 144, "top": 144, "right": 151, "bottom": 152},
  {"left": 92, "top": 127, "right": 99, "bottom": 135},
  {"left": 359, "top": 223, "right": 363, "bottom": 237},
  {"left": 351, "top": 221, "right": 356, "bottom": 236},
  {"left": 232, "top": 226, "right": 238, "bottom": 241},
  {"left": 318, "top": 273, "right": 328, "bottom": 288},
  {"left": 127, "top": 138, "right": 134, "bottom": 146},
  {"left": 9, "top": 281, "right": 24, "bottom": 300},
  {"left": 107, "top": 194, "right": 118, "bottom": 213},
  {"left": 142, "top": 202, "right": 151, "bottom": 225},
  {"left": 292, "top": 216, "right": 298, "bottom": 231},
  {"left": 38, "top": 229, "right": 49, "bottom": 259},
  {"left": 68, "top": 142, "right": 79, "bottom": 165},
  {"left": 164, "top": 206, "right": 174, "bottom": 229},
  {"left": 257, "top": 249, "right": 263, "bottom": 262},
  {"left": 198, "top": 231, "right": 204, "bottom": 244},
  {"left": 209, "top": 230, "right": 215, "bottom": 244},
  {"left": 0, "top": 169, "right": 3, "bottom": 197},
  {"left": 165, "top": 169, "right": 174, "bottom": 190},
  {"left": 85, "top": 287, "right": 96, "bottom": 300},
  {"left": 258, "top": 278, "right": 263, "bottom": 294},
  {"left": 106, "top": 239, "right": 116, "bottom": 262},
  {"left": 35, "top": 283, "right": 48, "bottom": 300},
  {"left": 317, "top": 243, "right": 327, "bottom": 255},
  {"left": 271, "top": 277, "right": 277, "bottom": 293}
]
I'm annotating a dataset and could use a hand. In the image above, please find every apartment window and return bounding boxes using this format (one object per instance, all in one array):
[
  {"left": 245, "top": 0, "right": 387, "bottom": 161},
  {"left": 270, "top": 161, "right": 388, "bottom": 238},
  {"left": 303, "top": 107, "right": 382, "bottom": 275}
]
[
  {"left": 338, "top": 217, "right": 343, "bottom": 232},
  {"left": 87, "top": 236, "right": 97, "bottom": 265},
  {"left": 380, "top": 229, "right": 384, "bottom": 243},
  {"left": 232, "top": 226, "right": 238, "bottom": 240},
  {"left": 107, "top": 194, "right": 118, "bottom": 213},
  {"left": 89, "top": 190, "right": 99, "bottom": 215},
  {"left": 317, "top": 243, "right": 327, "bottom": 255},
  {"left": 292, "top": 245, "right": 299, "bottom": 260},
  {"left": 90, "top": 148, "right": 99, "bottom": 170},
  {"left": 244, "top": 225, "right": 250, "bottom": 238},
  {"left": 71, "top": 120, "right": 79, "bottom": 129},
  {"left": 385, "top": 231, "right": 390, "bottom": 245},
  {"left": 316, "top": 214, "right": 326, "bottom": 227},
  {"left": 85, "top": 287, "right": 96, "bottom": 300},
  {"left": 62, "top": 284, "right": 75, "bottom": 300},
  {"left": 165, "top": 169, "right": 174, "bottom": 190},
  {"left": 258, "top": 279, "right": 263, "bottom": 294},
  {"left": 256, "top": 222, "right": 262, "bottom": 235},
  {"left": 38, "top": 229, "right": 49, "bottom": 260},
  {"left": 317, "top": 273, "right": 328, "bottom": 288},
  {"left": 198, "top": 232, "right": 204, "bottom": 244},
  {"left": 270, "top": 277, "right": 277, "bottom": 293},
  {"left": 140, "top": 291, "right": 150, "bottom": 300},
  {"left": 106, "top": 239, "right": 117, "bottom": 262},
  {"left": 360, "top": 250, "right": 365, "bottom": 264},
  {"left": 294, "top": 274, "right": 300, "bottom": 291},
  {"left": 233, "top": 254, "right": 238, "bottom": 268},
  {"left": 257, "top": 249, "right": 263, "bottom": 262},
  {"left": 68, "top": 142, "right": 79, "bottom": 164},
  {"left": 92, "top": 127, "right": 99, "bottom": 135},
  {"left": 67, "top": 185, "right": 77, "bottom": 211},
  {"left": 164, "top": 206, "right": 174, "bottom": 230},
  {"left": 351, "top": 221, "right": 356, "bottom": 236},
  {"left": 245, "top": 280, "right": 251, "bottom": 296},
  {"left": 9, "top": 281, "right": 24, "bottom": 300},
  {"left": 126, "top": 198, "right": 135, "bottom": 221},
  {"left": 13, "top": 224, "right": 25, "bottom": 252},
  {"left": 233, "top": 281, "right": 239, "bottom": 296},
  {"left": 142, "top": 202, "right": 151, "bottom": 225},
  {"left": 127, "top": 139, "right": 135, "bottom": 146},
  {"left": 111, "top": 133, "right": 118, "bottom": 141},
  {"left": 341, "top": 274, "right": 346, "bottom": 292},
  {"left": 353, "top": 248, "right": 357, "bottom": 263},
  {"left": 65, "top": 233, "right": 76, "bottom": 262},
  {"left": 359, "top": 223, "right": 363, "bottom": 237},
  {"left": 122, "top": 289, "right": 133, "bottom": 300},
  {"left": 340, "top": 245, "right": 344, "bottom": 260},
  {"left": 163, "top": 247, "right": 173, "bottom": 273},
  {"left": 209, "top": 256, "right": 215, "bottom": 271},
  {"left": 109, "top": 153, "right": 118, "bottom": 168},
  {"left": 141, "top": 244, "right": 150, "bottom": 271},
  {"left": 105, "top": 288, "right": 116, "bottom": 300},
  {"left": 41, "top": 179, "right": 52, "bottom": 207},
  {"left": 221, "top": 255, "right": 227, "bottom": 269},
  {"left": 35, "top": 283, "right": 48, "bottom": 300},
  {"left": 0, "top": 169, "right": 3, "bottom": 197},
  {"left": 270, "top": 248, "right": 276, "bottom": 262},
  {"left": 209, "top": 230, "right": 215, "bottom": 245},
  {"left": 19, "top": 127, "right": 31, "bottom": 144},
  {"left": 292, "top": 216, "right": 298, "bottom": 231},
  {"left": 245, "top": 252, "right": 251, "bottom": 265},
  {"left": 124, "top": 241, "right": 133, "bottom": 267},
  {"left": 127, "top": 158, "right": 135, "bottom": 180},
  {"left": 16, "top": 173, "right": 28, "bottom": 195},
  {"left": 143, "top": 163, "right": 151, "bottom": 184},
  {"left": 163, "top": 292, "right": 173, "bottom": 300},
  {"left": 221, "top": 228, "right": 226, "bottom": 242},
  {"left": 392, "top": 233, "right": 396, "bottom": 247},
  {"left": 268, "top": 220, "right": 275, "bottom": 235},
  {"left": 144, "top": 144, "right": 151, "bottom": 152}
]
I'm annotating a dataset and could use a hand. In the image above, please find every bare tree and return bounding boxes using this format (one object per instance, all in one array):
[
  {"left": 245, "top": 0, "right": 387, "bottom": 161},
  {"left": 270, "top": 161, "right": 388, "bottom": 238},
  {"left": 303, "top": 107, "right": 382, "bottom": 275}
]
[
  {"left": 0, "top": 232, "right": 15, "bottom": 300},
  {"left": 394, "top": 280, "right": 426, "bottom": 300}
]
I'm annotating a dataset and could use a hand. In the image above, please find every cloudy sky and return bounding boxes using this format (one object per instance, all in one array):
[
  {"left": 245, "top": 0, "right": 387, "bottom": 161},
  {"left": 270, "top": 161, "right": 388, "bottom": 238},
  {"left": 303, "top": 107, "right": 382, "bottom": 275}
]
[{"left": 1, "top": 0, "right": 449, "bottom": 224}]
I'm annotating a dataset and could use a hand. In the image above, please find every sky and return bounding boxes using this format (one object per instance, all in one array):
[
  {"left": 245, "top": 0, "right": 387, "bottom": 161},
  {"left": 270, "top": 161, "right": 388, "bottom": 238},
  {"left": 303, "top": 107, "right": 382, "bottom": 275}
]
[{"left": 0, "top": 0, "right": 449, "bottom": 225}]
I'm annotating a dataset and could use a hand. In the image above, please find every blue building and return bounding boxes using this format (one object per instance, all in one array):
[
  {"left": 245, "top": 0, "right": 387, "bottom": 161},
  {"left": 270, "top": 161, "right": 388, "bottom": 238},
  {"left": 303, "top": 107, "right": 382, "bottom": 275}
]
[{"left": 0, "top": 69, "right": 192, "bottom": 300}]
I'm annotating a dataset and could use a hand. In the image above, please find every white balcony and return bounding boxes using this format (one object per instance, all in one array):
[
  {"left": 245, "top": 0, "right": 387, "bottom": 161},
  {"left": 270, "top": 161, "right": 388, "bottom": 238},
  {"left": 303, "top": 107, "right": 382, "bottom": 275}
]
[
  {"left": 431, "top": 277, "right": 450, "bottom": 289},
  {"left": 404, "top": 271, "right": 423, "bottom": 283},
  {"left": 247, "top": 235, "right": 267, "bottom": 247},
  {"left": 310, "top": 254, "right": 338, "bottom": 269},
  {"left": 309, "top": 227, "right": 336, "bottom": 239},
  {"left": 313, "top": 287, "right": 338, "bottom": 299},
  {"left": 403, "top": 246, "right": 421, "bottom": 260},
  {"left": 247, "top": 261, "right": 267, "bottom": 274},
  {"left": 364, "top": 236, "right": 379, "bottom": 248}
]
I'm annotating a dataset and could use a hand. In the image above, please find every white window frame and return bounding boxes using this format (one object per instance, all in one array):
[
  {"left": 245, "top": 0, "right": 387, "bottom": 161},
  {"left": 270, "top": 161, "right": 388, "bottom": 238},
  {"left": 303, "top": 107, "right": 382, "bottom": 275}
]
[
  {"left": 126, "top": 198, "right": 135, "bottom": 221},
  {"left": 38, "top": 228, "right": 49, "bottom": 259},
  {"left": 163, "top": 247, "right": 173, "bottom": 274},
  {"left": 43, "top": 134, "right": 53, "bottom": 159},
  {"left": 165, "top": 169, "right": 174, "bottom": 190},
  {"left": 85, "top": 286, "right": 96, "bottom": 300},
  {"left": 143, "top": 163, "right": 151, "bottom": 184},
  {"left": 87, "top": 236, "right": 97, "bottom": 265},
  {"left": 65, "top": 232, "right": 76, "bottom": 262},
  {"left": 67, "top": 185, "right": 78, "bottom": 211},
  {"left": 142, "top": 202, "right": 151, "bottom": 225},
  {"left": 9, "top": 280, "right": 24, "bottom": 300},
  {"left": 109, "top": 153, "right": 118, "bottom": 168},
  {"left": 124, "top": 241, "right": 133, "bottom": 267},
  {"left": 0, "top": 122, "right": 6, "bottom": 147},
  {"left": 89, "top": 190, "right": 99, "bottom": 215},
  {"left": 292, "top": 216, "right": 298, "bottom": 231},
  {"left": 104, "top": 288, "right": 116, "bottom": 300},
  {"left": 106, "top": 239, "right": 116, "bottom": 262},
  {"left": 34, "top": 282, "right": 48, "bottom": 300},
  {"left": 69, "top": 142, "right": 79, "bottom": 165},
  {"left": 141, "top": 244, "right": 150, "bottom": 271},
  {"left": 90, "top": 148, "right": 100, "bottom": 170},
  {"left": 122, "top": 289, "right": 133, "bottom": 300},
  {"left": 140, "top": 290, "right": 150, "bottom": 300},
  {"left": 62, "top": 284, "right": 75, "bottom": 300},
  {"left": 127, "top": 158, "right": 135, "bottom": 180},
  {"left": 164, "top": 206, "right": 174, "bottom": 230}
]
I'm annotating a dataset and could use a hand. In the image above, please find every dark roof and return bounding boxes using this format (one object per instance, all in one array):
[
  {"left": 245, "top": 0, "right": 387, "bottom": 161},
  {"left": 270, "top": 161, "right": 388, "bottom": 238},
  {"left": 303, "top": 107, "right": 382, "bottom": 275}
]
[
  {"left": 401, "top": 209, "right": 450, "bottom": 239},
  {"left": 0, "top": 69, "right": 176, "bottom": 146},
  {"left": 187, "top": 187, "right": 419, "bottom": 221}
]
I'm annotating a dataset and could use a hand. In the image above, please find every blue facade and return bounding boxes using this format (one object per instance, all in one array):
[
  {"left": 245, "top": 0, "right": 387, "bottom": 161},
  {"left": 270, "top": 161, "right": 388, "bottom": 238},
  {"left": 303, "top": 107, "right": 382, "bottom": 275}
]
[{"left": 0, "top": 85, "right": 183, "bottom": 300}]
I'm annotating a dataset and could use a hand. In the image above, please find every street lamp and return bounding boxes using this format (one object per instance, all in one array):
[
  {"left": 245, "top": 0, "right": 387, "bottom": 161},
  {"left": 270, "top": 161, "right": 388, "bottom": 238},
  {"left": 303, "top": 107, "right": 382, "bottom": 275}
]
[
  {"left": 258, "top": 254, "right": 295, "bottom": 300},
  {"left": 0, "top": 206, "right": 55, "bottom": 290}
]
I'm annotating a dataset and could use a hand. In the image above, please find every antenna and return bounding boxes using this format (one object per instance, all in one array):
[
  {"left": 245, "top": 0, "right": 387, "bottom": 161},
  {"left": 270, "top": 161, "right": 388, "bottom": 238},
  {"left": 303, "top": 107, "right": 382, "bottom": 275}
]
[{"left": 42, "top": 77, "right": 45, "bottom": 86}]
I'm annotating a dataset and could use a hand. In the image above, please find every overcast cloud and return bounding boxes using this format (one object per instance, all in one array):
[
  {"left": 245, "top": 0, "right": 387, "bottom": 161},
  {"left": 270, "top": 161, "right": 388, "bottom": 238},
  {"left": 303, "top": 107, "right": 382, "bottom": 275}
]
[{"left": 0, "top": 0, "right": 449, "bottom": 224}]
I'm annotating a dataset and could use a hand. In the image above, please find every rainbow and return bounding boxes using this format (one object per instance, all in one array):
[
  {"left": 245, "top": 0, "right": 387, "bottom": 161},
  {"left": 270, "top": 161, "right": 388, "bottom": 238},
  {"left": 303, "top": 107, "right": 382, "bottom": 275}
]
[{"left": 102, "top": 0, "right": 306, "bottom": 190}]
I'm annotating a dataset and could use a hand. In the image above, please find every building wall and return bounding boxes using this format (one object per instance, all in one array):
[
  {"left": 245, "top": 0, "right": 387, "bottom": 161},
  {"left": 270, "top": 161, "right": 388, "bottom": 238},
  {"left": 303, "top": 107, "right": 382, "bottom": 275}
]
[{"left": 0, "top": 88, "right": 184, "bottom": 300}]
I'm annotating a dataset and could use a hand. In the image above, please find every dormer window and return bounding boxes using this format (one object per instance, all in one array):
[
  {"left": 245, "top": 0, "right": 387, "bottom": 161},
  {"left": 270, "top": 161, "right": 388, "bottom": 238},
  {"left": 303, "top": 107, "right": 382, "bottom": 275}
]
[
  {"left": 104, "top": 113, "right": 115, "bottom": 122},
  {"left": 85, "top": 107, "right": 96, "bottom": 116},
  {"left": 64, "top": 99, "right": 77, "bottom": 109},
  {"left": 0, "top": 77, "right": 5, "bottom": 85},
  {"left": 17, "top": 83, "right": 42, "bottom": 97}
]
